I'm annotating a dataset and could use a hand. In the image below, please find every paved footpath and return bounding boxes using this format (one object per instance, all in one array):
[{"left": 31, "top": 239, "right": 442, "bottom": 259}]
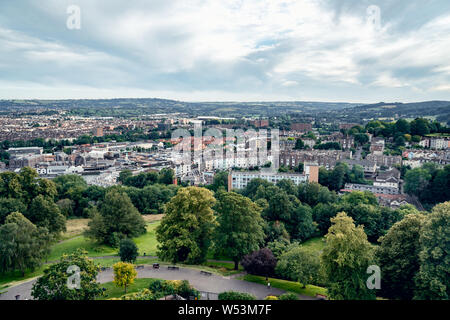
[{"left": 0, "top": 265, "right": 304, "bottom": 300}]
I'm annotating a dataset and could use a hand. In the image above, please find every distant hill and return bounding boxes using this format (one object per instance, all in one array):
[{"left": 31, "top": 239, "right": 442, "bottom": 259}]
[
  {"left": 347, "top": 101, "right": 450, "bottom": 124},
  {"left": 0, "top": 99, "right": 448, "bottom": 123}
]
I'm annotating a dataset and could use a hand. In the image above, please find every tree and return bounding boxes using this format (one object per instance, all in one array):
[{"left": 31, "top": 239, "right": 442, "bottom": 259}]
[
  {"left": 31, "top": 249, "right": 103, "bottom": 300},
  {"left": 213, "top": 192, "right": 265, "bottom": 269},
  {"left": 85, "top": 190, "right": 146, "bottom": 246},
  {"left": 27, "top": 195, "right": 66, "bottom": 235},
  {"left": 410, "top": 118, "right": 430, "bottom": 136},
  {"left": 117, "top": 170, "right": 133, "bottom": 185},
  {"left": 0, "top": 171, "right": 23, "bottom": 199},
  {"left": 56, "top": 199, "right": 75, "bottom": 217},
  {"left": 327, "top": 163, "right": 348, "bottom": 191},
  {"left": 158, "top": 168, "right": 175, "bottom": 185},
  {"left": 376, "top": 214, "right": 426, "bottom": 300},
  {"left": 394, "top": 119, "right": 410, "bottom": 135},
  {"left": 209, "top": 171, "right": 229, "bottom": 192},
  {"left": 0, "top": 198, "right": 26, "bottom": 224},
  {"left": 113, "top": 262, "right": 137, "bottom": 294},
  {"left": 156, "top": 187, "right": 216, "bottom": 264},
  {"left": 0, "top": 212, "right": 50, "bottom": 276},
  {"left": 321, "top": 212, "right": 376, "bottom": 300},
  {"left": 294, "top": 139, "right": 305, "bottom": 150},
  {"left": 354, "top": 133, "right": 369, "bottom": 146},
  {"left": 275, "top": 245, "right": 320, "bottom": 288},
  {"left": 241, "top": 248, "right": 277, "bottom": 277},
  {"left": 404, "top": 168, "right": 432, "bottom": 197},
  {"left": 119, "top": 238, "right": 139, "bottom": 263},
  {"left": 414, "top": 202, "right": 450, "bottom": 300}
]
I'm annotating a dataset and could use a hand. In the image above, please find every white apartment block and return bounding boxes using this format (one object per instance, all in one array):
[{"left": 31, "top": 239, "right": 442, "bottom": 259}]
[
  {"left": 229, "top": 165, "right": 319, "bottom": 190},
  {"left": 430, "top": 138, "right": 449, "bottom": 150}
]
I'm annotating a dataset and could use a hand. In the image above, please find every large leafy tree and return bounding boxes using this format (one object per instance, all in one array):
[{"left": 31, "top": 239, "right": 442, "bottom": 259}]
[
  {"left": 0, "top": 197, "right": 26, "bottom": 224},
  {"left": 156, "top": 187, "right": 216, "bottom": 264},
  {"left": 85, "top": 190, "right": 146, "bottom": 246},
  {"left": 0, "top": 171, "right": 23, "bottom": 199},
  {"left": 275, "top": 245, "right": 320, "bottom": 288},
  {"left": 321, "top": 212, "right": 376, "bottom": 300},
  {"left": 376, "top": 214, "right": 426, "bottom": 300},
  {"left": 0, "top": 212, "right": 50, "bottom": 276},
  {"left": 27, "top": 195, "right": 66, "bottom": 235},
  {"left": 31, "top": 249, "right": 104, "bottom": 300},
  {"left": 213, "top": 191, "right": 265, "bottom": 269},
  {"left": 414, "top": 202, "right": 450, "bottom": 300},
  {"left": 404, "top": 168, "right": 432, "bottom": 197}
]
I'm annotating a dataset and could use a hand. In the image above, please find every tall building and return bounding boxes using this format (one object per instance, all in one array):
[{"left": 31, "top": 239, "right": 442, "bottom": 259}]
[{"left": 93, "top": 127, "right": 104, "bottom": 137}]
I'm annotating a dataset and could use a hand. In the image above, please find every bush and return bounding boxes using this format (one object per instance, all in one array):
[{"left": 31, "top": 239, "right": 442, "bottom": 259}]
[
  {"left": 148, "top": 279, "right": 199, "bottom": 300},
  {"left": 264, "top": 295, "right": 279, "bottom": 300},
  {"left": 278, "top": 292, "right": 298, "bottom": 300},
  {"left": 218, "top": 291, "right": 256, "bottom": 300},
  {"left": 119, "top": 289, "right": 156, "bottom": 300}
]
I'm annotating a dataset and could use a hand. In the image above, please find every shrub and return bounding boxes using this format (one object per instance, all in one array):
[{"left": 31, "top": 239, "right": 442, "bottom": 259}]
[
  {"left": 120, "top": 289, "right": 156, "bottom": 300},
  {"left": 218, "top": 291, "right": 256, "bottom": 300},
  {"left": 264, "top": 295, "right": 279, "bottom": 300},
  {"left": 278, "top": 292, "right": 298, "bottom": 300},
  {"left": 148, "top": 279, "right": 199, "bottom": 300}
]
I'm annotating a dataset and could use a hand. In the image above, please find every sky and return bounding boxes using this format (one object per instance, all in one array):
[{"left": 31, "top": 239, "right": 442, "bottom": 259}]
[{"left": 1, "top": 0, "right": 450, "bottom": 103}]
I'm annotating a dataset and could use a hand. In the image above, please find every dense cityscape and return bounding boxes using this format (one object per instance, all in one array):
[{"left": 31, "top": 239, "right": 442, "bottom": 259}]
[{"left": 0, "top": 1, "right": 449, "bottom": 317}]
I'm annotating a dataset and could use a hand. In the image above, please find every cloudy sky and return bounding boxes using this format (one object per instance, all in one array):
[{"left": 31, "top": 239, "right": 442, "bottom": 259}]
[{"left": 1, "top": 0, "right": 450, "bottom": 102}]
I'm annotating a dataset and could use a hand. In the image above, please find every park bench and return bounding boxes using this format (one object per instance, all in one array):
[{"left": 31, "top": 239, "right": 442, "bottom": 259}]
[
  {"left": 168, "top": 266, "right": 179, "bottom": 270},
  {"left": 200, "top": 270, "right": 212, "bottom": 276},
  {"left": 136, "top": 265, "right": 144, "bottom": 270},
  {"left": 153, "top": 263, "right": 160, "bottom": 269}
]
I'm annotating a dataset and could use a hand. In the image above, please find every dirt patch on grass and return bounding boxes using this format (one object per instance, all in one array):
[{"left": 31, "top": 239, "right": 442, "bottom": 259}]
[
  {"left": 64, "top": 218, "right": 90, "bottom": 239},
  {"left": 142, "top": 214, "right": 164, "bottom": 223}
]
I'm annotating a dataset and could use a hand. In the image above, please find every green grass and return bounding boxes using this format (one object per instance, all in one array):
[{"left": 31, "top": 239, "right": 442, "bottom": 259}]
[
  {"left": 100, "top": 278, "right": 161, "bottom": 299},
  {"left": 300, "top": 237, "right": 326, "bottom": 254},
  {"left": 48, "top": 221, "right": 161, "bottom": 262},
  {"left": 242, "top": 274, "right": 327, "bottom": 298},
  {"left": 48, "top": 236, "right": 117, "bottom": 261},
  {"left": 0, "top": 265, "right": 46, "bottom": 287},
  {"left": 134, "top": 221, "right": 160, "bottom": 256}
]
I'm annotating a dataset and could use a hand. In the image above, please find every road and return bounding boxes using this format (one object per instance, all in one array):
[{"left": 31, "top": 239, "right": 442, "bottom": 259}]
[{"left": 0, "top": 265, "right": 307, "bottom": 300}]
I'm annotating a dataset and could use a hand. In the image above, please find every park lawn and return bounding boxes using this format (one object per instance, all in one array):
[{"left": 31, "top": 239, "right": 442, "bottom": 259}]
[
  {"left": 95, "top": 257, "right": 159, "bottom": 268},
  {"left": 100, "top": 278, "right": 161, "bottom": 299},
  {"left": 301, "top": 237, "right": 326, "bottom": 254},
  {"left": 48, "top": 236, "right": 117, "bottom": 261},
  {"left": 49, "top": 221, "right": 161, "bottom": 262},
  {"left": 134, "top": 221, "right": 160, "bottom": 256},
  {"left": 0, "top": 265, "right": 46, "bottom": 288},
  {"left": 242, "top": 274, "right": 327, "bottom": 298}
]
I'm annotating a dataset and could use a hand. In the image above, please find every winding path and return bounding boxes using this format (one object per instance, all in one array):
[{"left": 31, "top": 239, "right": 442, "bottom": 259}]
[{"left": 0, "top": 265, "right": 300, "bottom": 300}]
